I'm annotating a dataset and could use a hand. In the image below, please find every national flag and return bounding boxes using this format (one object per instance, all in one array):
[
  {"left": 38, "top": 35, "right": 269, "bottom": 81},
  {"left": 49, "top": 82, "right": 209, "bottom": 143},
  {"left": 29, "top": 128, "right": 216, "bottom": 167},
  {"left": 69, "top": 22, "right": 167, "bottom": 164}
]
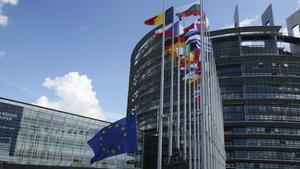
[
  {"left": 183, "top": 22, "right": 201, "bottom": 33},
  {"left": 155, "top": 24, "right": 173, "bottom": 38},
  {"left": 190, "top": 40, "right": 201, "bottom": 50},
  {"left": 145, "top": 7, "right": 174, "bottom": 25},
  {"left": 189, "top": 48, "right": 201, "bottom": 64},
  {"left": 176, "top": 2, "right": 201, "bottom": 19},
  {"left": 165, "top": 47, "right": 178, "bottom": 60},
  {"left": 186, "top": 34, "right": 201, "bottom": 44},
  {"left": 165, "top": 35, "right": 186, "bottom": 51},
  {"left": 185, "top": 29, "right": 199, "bottom": 38},
  {"left": 155, "top": 21, "right": 183, "bottom": 38},
  {"left": 183, "top": 69, "right": 199, "bottom": 81},
  {"left": 87, "top": 113, "right": 138, "bottom": 164}
]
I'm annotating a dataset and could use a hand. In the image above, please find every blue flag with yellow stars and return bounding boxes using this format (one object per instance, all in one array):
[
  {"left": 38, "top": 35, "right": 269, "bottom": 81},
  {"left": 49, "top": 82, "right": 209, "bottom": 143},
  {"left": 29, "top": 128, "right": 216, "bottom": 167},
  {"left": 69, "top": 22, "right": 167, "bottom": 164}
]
[{"left": 87, "top": 113, "right": 138, "bottom": 164}]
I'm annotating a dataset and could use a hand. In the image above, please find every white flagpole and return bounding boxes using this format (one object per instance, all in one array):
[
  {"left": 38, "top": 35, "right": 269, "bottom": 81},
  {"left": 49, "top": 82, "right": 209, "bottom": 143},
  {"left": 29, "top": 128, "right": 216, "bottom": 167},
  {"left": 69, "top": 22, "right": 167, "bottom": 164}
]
[
  {"left": 168, "top": 14, "right": 175, "bottom": 159},
  {"left": 157, "top": 0, "right": 166, "bottom": 168},
  {"left": 183, "top": 46, "right": 187, "bottom": 159},
  {"left": 193, "top": 66, "right": 197, "bottom": 169},
  {"left": 200, "top": 0, "right": 208, "bottom": 169},
  {"left": 188, "top": 56, "right": 192, "bottom": 169},
  {"left": 176, "top": 30, "right": 181, "bottom": 149}
]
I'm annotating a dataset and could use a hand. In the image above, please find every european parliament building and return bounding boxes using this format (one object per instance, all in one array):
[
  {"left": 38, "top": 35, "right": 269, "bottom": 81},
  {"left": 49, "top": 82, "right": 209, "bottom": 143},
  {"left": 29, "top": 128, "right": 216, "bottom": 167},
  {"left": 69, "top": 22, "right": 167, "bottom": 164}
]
[
  {"left": 0, "top": 97, "right": 141, "bottom": 169},
  {"left": 212, "top": 6, "right": 300, "bottom": 169},
  {"left": 127, "top": 4, "right": 300, "bottom": 169}
]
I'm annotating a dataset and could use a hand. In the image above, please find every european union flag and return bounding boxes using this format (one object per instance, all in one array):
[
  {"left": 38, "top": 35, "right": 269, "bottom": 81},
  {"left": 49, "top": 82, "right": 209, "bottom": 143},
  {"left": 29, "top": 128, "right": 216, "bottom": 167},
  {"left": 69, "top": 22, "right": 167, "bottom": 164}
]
[{"left": 87, "top": 113, "right": 138, "bottom": 164}]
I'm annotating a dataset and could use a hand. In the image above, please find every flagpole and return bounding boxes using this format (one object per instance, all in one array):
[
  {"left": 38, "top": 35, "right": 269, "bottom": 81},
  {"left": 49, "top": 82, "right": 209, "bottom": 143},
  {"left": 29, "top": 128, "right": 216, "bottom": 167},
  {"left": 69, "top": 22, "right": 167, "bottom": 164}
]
[
  {"left": 193, "top": 66, "right": 197, "bottom": 169},
  {"left": 168, "top": 13, "right": 175, "bottom": 159},
  {"left": 183, "top": 44, "right": 187, "bottom": 159},
  {"left": 176, "top": 31, "right": 181, "bottom": 149},
  {"left": 157, "top": 0, "right": 166, "bottom": 168},
  {"left": 188, "top": 55, "right": 192, "bottom": 169},
  {"left": 200, "top": 0, "right": 208, "bottom": 169},
  {"left": 197, "top": 84, "right": 201, "bottom": 169}
]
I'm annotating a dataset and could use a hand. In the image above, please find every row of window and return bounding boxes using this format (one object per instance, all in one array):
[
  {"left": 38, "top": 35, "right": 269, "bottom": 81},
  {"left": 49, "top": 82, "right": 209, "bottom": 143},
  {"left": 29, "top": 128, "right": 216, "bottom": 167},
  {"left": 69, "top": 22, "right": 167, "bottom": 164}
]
[
  {"left": 224, "top": 113, "right": 300, "bottom": 122},
  {"left": 226, "top": 138, "right": 300, "bottom": 148},
  {"left": 222, "top": 92, "right": 300, "bottom": 100},
  {"left": 226, "top": 127, "right": 300, "bottom": 136},
  {"left": 224, "top": 105, "right": 300, "bottom": 114},
  {"left": 227, "top": 162, "right": 300, "bottom": 169},
  {"left": 227, "top": 150, "right": 300, "bottom": 161}
]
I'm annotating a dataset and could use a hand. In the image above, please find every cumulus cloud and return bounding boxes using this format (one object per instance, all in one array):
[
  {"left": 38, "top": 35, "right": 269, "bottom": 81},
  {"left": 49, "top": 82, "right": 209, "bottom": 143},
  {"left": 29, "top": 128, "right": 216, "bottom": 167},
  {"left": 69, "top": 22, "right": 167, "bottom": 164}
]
[
  {"left": 0, "top": 50, "right": 4, "bottom": 58},
  {"left": 0, "top": 0, "right": 18, "bottom": 26},
  {"left": 0, "top": 14, "right": 8, "bottom": 25},
  {"left": 80, "top": 26, "right": 91, "bottom": 31},
  {"left": 222, "top": 15, "right": 260, "bottom": 29},
  {"left": 34, "top": 72, "right": 106, "bottom": 120}
]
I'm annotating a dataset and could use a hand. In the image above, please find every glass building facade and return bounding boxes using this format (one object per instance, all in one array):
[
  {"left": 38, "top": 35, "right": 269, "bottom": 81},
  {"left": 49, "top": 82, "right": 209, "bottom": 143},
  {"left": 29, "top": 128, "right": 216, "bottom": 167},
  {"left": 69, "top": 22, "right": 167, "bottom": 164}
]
[
  {"left": 127, "top": 26, "right": 176, "bottom": 168},
  {"left": 127, "top": 22, "right": 226, "bottom": 168},
  {"left": 211, "top": 24, "right": 300, "bottom": 168},
  {"left": 0, "top": 97, "right": 141, "bottom": 169}
]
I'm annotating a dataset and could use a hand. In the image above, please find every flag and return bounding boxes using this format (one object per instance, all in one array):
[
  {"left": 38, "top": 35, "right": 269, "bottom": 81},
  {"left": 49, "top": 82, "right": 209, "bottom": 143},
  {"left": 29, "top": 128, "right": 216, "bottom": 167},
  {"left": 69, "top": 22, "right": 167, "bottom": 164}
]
[
  {"left": 183, "top": 22, "right": 201, "bottom": 32},
  {"left": 87, "top": 113, "right": 138, "bottom": 164},
  {"left": 155, "top": 24, "right": 173, "bottom": 38},
  {"left": 185, "top": 29, "right": 199, "bottom": 38},
  {"left": 186, "top": 34, "right": 201, "bottom": 44},
  {"left": 165, "top": 35, "right": 186, "bottom": 51},
  {"left": 176, "top": 2, "right": 200, "bottom": 19},
  {"left": 189, "top": 48, "right": 201, "bottom": 64},
  {"left": 190, "top": 40, "right": 201, "bottom": 50},
  {"left": 145, "top": 7, "right": 174, "bottom": 25},
  {"left": 155, "top": 21, "right": 183, "bottom": 38}
]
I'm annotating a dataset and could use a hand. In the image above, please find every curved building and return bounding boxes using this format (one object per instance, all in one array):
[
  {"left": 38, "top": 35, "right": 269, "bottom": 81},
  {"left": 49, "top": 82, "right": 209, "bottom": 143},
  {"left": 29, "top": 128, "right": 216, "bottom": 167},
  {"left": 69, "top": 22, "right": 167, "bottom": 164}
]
[
  {"left": 127, "top": 26, "right": 175, "bottom": 168},
  {"left": 127, "top": 21, "right": 226, "bottom": 168},
  {"left": 210, "top": 9, "right": 300, "bottom": 169}
]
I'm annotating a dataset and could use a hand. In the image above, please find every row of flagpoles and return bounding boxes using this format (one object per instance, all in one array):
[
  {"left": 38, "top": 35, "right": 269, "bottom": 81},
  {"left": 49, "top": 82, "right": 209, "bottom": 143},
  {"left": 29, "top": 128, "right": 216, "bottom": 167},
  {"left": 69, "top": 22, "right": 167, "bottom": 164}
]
[{"left": 144, "top": 0, "right": 226, "bottom": 169}]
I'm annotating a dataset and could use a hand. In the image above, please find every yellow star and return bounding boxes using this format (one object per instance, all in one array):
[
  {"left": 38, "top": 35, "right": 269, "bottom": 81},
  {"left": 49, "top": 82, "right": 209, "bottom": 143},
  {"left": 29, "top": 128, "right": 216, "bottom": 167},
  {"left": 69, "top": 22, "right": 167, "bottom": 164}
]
[
  {"left": 121, "top": 127, "right": 125, "bottom": 131},
  {"left": 111, "top": 149, "right": 115, "bottom": 153},
  {"left": 115, "top": 123, "right": 119, "bottom": 128},
  {"left": 118, "top": 146, "right": 121, "bottom": 150},
  {"left": 123, "top": 133, "right": 127, "bottom": 137},
  {"left": 108, "top": 125, "right": 112, "bottom": 129},
  {"left": 102, "top": 130, "right": 105, "bottom": 134}
]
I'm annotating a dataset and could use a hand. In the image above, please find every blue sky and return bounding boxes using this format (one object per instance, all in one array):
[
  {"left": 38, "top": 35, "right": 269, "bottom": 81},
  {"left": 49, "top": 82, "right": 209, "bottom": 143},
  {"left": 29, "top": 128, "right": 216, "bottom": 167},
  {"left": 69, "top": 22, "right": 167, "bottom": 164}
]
[{"left": 0, "top": 0, "right": 299, "bottom": 122}]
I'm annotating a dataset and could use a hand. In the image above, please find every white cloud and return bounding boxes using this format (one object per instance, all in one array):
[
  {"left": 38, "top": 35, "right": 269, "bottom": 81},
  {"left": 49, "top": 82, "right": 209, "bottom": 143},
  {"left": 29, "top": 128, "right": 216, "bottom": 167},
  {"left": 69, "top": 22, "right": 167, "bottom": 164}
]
[
  {"left": 298, "top": 0, "right": 300, "bottom": 9},
  {"left": 80, "top": 26, "right": 91, "bottom": 31},
  {"left": 0, "top": 0, "right": 18, "bottom": 26},
  {"left": 34, "top": 72, "right": 106, "bottom": 120},
  {"left": 0, "top": 50, "right": 5, "bottom": 58},
  {"left": 0, "top": 0, "right": 18, "bottom": 5},
  {"left": 0, "top": 14, "right": 7, "bottom": 25},
  {"left": 240, "top": 15, "right": 260, "bottom": 27},
  {"left": 222, "top": 15, "right": 260, "bottom": 29}
]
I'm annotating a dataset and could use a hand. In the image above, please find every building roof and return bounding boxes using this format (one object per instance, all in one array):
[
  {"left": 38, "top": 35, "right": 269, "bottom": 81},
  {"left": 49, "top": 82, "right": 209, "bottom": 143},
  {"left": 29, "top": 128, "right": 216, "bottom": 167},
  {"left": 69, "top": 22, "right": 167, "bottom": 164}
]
[
  {"left": 0, "top": 97, "right": 110, "bottom": 123},
  {"left": 209, "top": 26, "right": 282, "bottom": 37}
]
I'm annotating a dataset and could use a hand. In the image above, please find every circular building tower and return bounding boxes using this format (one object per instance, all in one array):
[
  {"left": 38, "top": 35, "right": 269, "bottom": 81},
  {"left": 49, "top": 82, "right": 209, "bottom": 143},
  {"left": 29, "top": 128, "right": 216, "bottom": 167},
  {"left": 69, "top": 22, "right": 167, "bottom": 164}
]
[
  {"left": 127, "top": 26, "right": 179, "bottom": 168},
  {"left": 211, "top": 25, "right": 300, "bottom": 169}
]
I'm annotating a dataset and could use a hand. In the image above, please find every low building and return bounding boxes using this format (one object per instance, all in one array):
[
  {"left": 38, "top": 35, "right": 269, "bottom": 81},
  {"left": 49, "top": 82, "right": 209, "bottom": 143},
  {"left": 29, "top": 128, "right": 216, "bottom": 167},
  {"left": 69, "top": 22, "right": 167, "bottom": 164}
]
[{"left": 0, "top": 97, "right": 140, "bottom": 169}]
